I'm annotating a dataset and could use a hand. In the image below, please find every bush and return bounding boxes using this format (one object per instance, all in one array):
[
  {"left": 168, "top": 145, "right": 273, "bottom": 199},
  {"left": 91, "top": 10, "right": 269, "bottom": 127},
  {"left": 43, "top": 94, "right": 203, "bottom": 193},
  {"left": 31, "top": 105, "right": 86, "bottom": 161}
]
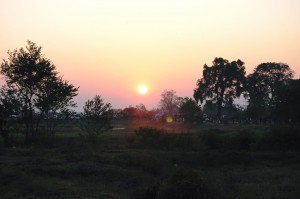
[
  {"left": 199, "top": 129, "right": 223, "bottom": 149},
  {"left": 232, "top": 130, "right": 257, "bottom": 151},
  {"left": 134, "top": 127, "right": 166, "bottom": 146},
  {"left": 80, "top": 95, "right": 113, "bottom": 141},
  {"left": 261, "top": 125, "right": 300, "bottom": 151},
  {"left": 132, "top": 169, "right": 219, "bottom": 199}
]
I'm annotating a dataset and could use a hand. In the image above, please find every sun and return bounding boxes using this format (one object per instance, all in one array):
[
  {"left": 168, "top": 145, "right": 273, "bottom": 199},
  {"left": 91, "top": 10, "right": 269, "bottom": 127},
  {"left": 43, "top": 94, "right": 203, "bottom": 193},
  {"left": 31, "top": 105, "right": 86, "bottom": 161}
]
[{"left": 137, "top": 85, "right": 148, "bottom": 95}]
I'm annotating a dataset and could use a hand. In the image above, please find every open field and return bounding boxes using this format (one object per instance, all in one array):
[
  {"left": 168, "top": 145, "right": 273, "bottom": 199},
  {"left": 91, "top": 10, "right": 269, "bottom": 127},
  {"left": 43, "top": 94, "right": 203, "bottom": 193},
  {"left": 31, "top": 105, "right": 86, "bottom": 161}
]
[{"left": 1, "top": 120, "right": 300, "bottom": 199}]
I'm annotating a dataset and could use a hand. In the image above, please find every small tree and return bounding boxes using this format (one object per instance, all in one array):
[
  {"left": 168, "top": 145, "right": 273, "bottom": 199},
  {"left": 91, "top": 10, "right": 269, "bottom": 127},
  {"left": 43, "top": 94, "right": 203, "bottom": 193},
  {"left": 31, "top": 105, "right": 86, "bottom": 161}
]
[
  {"left": 159, "top": 90, "right": 182, "bottom": 119},
  {"left": 80, "top": 95, "right": 113, "bottom": 140},
  {"left": 179, "top": 97, "right": 202, "bottom": 123}
]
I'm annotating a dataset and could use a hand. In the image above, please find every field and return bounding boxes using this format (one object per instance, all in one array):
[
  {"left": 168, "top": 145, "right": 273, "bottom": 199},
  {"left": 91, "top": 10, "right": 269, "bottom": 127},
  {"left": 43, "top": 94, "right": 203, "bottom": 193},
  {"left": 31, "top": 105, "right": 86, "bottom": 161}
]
[{"left": 0, "top": 119, "right": 300, "bottom": 199}]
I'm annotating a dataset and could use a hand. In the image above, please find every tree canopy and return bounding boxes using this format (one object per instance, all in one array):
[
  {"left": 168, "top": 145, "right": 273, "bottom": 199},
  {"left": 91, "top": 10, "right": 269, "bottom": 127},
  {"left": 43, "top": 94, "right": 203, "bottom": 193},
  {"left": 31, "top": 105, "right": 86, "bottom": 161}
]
[
  {"left": 159, "top": 90, "right": 182, "bottom": 117},
  {"left": 0, "top": 41, "right": 78, "bottom": 142},
  {"left": 246, "top": 62, "right": 293, "bottom": 120},
  {"left": 194, "top": 57, "right": 246, "bottom": 120}
]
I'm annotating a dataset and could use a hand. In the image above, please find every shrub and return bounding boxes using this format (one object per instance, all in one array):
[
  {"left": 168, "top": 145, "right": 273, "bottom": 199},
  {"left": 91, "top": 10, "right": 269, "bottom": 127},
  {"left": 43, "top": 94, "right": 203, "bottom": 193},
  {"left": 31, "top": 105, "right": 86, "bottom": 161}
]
[
  {"left": 262, "top": 125, "right": 300, "bottom": 151},
  {"left": 134, "top": 127, "right": 166, "bottom": 146},
  {"left": 232, "top": 130, "right": 257, "bottom": 151},
  {"left": 199, "top": 129, "right": 223, "bottom": 149},
  {"left": 80, "top": 95, "right": 113, "bottom": 141},
  {"left": 132, "top": 169, "right": 219, "bottom": 199}
]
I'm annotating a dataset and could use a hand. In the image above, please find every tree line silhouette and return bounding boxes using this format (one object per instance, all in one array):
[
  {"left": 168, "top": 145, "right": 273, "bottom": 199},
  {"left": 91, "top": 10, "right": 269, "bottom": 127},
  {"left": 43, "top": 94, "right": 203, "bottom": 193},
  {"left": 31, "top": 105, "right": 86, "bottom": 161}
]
[{"left": 0, "top": 41, "right": 299, "bottom": 145}]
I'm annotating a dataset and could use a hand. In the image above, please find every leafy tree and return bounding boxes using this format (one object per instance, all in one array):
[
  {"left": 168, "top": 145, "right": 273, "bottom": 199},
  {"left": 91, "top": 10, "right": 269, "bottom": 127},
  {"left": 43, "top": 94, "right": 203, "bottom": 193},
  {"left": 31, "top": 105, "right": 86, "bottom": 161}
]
[
  {"left": 179, "top": 97, "right": 202, "bottom": 123},
  {"left": 194, "top": 57, "right": 246, "bottom": 120},
  {"left": 121, "top": 106, "right": 139, "bottom": 119},
  {"left": 246, "top": 62, "right": 293, "bottom": 120},
  {"left": 80, "top": 95, "right": 113, "bottom": 140},
  {"left": 202, "top": 100, "right": 217, "bottom": 120},
  {"left": 0, "top": 85, "right": 22, "bottom": 119},
  {"left": 0, "top": 41, "right": 78, "bottom": 142},
  {"left": 273, "top": 79, "right": 300, "bottom": 122},
  {"left": 159, "top": 90, "right": 182, "bottom": 118}
]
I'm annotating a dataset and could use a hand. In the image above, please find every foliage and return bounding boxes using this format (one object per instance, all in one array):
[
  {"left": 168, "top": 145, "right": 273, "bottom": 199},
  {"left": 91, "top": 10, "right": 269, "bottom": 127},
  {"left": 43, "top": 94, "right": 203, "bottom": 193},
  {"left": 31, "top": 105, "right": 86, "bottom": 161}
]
[
  {"left": 232, "top": 130, "right": 257, "bottom": 151},
  {"left": 179, "top": 97, "right": 202, "bottom": 123},
  {"left": 199, "top": 129, "right": 223, "bottom": 150},
  {"left": 194, "top": 57, "right": 246, "bottom": 120},
  {"left": 273, "top": 79, "right": 300, "bottom": 122},
  {"left": 246, "top": 62, "right": 293, "bottom": 120},
  {"left": 159, "top": 90, "right": 182, "bottom": 118},
  {"left": 0, "top": 41, "right": 78, "bottom": 143},
  {"left": 134, "top": 126, "right": 165, "bottom": 146},
  {"left": 1, "top": 123, "right": 300, "bottom": 199},
  {"left": 261, "top": 125, "right": 300, "bottom": 152},
  {"left": 80, "top": 95, "right": 113, "bottom": 141},
  {"left": 0, "top": 85, "right": 22, "bottom": 118},
  {"left": 121, "top": 104, "right": 154, "bottom": 120},
  {"left": 133, "top": 169, "right": 217, "bottom": 199}
]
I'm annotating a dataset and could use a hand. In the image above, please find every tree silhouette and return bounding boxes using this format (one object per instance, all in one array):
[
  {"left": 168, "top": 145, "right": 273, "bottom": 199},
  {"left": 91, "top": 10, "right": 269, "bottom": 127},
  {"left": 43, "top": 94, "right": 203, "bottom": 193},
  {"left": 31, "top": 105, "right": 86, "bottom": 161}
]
[
  {"left": 194, "top": 57, "right": 246, "bottom": 120},
  {"left": 159, "top": 90, "right": 182, "bottom": 119},
  {"left": 179, "top": 97, "right": 202, "bottom": 123},
  {"left": 0, "top": 41, "right": 78, "bottom": 143},
  {"left": 246, "top": 62, "right": 293, "bottom": 120},
  {"left": 80, "top": 95, "right": 113, "bottom": 141}
]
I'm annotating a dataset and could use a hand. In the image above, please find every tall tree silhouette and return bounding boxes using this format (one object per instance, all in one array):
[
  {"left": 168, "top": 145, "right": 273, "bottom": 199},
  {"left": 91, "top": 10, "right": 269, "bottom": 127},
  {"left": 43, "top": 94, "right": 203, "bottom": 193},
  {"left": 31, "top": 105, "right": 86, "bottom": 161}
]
[
  {"left": 246, "top": 62, "right": 293, "bottom": 120},
  {"left": 194, "top": 57, "right": 246, "bottom": 120}
]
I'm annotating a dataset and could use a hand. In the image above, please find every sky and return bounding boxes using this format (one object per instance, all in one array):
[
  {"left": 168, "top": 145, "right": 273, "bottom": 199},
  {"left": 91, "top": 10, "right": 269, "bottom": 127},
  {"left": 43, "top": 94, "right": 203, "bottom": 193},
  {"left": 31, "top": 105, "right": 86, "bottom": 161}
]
[{"left": 1, "top": 0, "right": 300, "bottom": 111}]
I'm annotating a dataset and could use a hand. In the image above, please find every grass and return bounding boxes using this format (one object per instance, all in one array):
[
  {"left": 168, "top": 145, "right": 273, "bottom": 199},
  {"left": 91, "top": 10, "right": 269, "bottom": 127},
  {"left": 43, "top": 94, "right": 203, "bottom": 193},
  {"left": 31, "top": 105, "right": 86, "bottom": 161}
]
[{"left": 0, "top": 120, "right": 300, "bottom": 198}]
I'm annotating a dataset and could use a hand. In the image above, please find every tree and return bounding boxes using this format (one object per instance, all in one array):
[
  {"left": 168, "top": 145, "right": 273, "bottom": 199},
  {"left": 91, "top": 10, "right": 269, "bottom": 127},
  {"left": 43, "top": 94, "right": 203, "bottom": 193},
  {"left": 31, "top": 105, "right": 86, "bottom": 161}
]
[
  {"left": 80, "top": 95, "right": 113, "bottom": 140},
  {"left": 0, "top": 41, "right": 78, "bottom": 142},
  {"left": 246, "top": 62, "right": 293, "bottom": 120},
  {"left": 273, "top": 79, "right": 300, "bottom": 122},
  {"left": 159, "top": 90, "right": 182, "bottom": 119},
  {"left": 0, "top": 85, "right": 22, "bottom": 119},
  {"left": 179, "top": 97, "right": 202, "bottom": 123},
  {"left": 194, "top": 57, "right": 246, "bottom": 120}
]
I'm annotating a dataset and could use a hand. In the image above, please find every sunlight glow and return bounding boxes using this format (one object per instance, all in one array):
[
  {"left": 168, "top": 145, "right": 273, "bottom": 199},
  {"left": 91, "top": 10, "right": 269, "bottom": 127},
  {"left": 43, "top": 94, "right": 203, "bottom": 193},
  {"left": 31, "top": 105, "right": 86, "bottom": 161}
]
[{"left": 138, "top": 85, "right": 148, "bottom": 95}]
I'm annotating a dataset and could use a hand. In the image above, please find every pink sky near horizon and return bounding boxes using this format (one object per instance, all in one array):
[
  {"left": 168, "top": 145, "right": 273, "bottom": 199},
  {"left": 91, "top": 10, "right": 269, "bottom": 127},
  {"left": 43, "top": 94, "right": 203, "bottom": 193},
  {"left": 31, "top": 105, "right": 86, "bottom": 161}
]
[{"left": 1, "top": 0, "right": 300, "bottom": 111}]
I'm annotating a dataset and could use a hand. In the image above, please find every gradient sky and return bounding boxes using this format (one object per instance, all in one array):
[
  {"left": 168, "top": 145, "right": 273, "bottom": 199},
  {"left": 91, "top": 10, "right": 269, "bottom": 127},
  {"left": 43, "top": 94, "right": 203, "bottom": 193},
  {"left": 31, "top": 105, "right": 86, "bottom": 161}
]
[{"left": 1, "top": 0, "right": 300, "bottom": 110}]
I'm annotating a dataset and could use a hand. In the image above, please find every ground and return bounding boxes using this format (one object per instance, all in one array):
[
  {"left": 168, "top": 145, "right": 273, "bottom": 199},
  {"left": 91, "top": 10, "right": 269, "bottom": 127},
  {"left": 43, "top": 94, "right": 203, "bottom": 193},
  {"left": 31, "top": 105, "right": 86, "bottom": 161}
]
[{"left": 0, "top": 119, "right": 299, "bottom": 199}]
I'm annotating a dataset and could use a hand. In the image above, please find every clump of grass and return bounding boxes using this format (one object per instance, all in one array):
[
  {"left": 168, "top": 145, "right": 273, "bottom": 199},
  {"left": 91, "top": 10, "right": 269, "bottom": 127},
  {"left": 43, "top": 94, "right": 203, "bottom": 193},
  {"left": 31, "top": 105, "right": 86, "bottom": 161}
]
[
  {"left": 133, "top": 126, "right": 204, "bottom": 151},
  {"left": 198, "top": 129, "right": 223, "bottom": 150},
  {"left": 261, "top": 125, "right": 300, "bottom": 152},
  {"left": 131, "top": 168, "right": 220, "bottom": 199},
  {"left": 231, "top": 130, "right": 257, "bottom": 151},
  {"left": 134, "top": 126, "right": 166, "bottom": 147}
]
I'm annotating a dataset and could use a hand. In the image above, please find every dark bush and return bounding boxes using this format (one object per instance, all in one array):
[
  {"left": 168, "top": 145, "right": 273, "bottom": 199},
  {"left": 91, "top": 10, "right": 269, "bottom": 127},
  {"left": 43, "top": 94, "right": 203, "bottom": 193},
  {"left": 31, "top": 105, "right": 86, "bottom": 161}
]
[
  {"left": 132, "top": 169, "right": 219, "bottom": 199},
  {"left": 232, "top": 130, "right": 257, "bottom": 151},
  {"left": 199, "top": 130, "right": 223, "bottom": 149},
  {"left": 134, "top": 127, "right": 166, "bottom": 146},
  {"left": 262, "top": 125, "right": 300, "bottom": 151}
]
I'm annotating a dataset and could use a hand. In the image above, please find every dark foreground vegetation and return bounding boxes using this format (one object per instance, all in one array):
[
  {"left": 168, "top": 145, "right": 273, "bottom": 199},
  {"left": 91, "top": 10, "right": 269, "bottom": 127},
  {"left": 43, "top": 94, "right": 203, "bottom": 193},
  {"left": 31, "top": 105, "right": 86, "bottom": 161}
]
[{"left": 1, "top": 120, "right": 300, "bottom": 199}]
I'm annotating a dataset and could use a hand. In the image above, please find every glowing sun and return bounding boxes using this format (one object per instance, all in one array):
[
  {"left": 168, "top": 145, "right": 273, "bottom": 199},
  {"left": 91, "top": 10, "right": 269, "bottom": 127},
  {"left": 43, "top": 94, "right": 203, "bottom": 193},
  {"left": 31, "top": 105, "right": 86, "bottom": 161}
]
[{"left": 137, "top": 85, "right": 148, "bottom": 95}]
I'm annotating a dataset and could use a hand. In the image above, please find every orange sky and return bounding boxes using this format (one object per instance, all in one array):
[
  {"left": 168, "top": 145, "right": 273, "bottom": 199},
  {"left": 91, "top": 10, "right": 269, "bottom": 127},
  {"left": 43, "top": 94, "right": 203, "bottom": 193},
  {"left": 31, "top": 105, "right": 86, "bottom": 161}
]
[{"left": 1, "top": 0, "right": 300, "bottom": 110}]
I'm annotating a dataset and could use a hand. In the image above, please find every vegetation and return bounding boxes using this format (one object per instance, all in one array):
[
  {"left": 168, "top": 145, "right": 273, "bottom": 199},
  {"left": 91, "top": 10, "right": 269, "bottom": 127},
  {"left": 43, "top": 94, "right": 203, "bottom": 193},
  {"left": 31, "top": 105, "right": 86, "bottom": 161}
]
[
  {"left": 0, "top": 41, "right": 78, "bottom": 144},
  {"left": 194, "top": 57, "right": 246, "bottom": 120},
  {"left": 0, "top": 43, "right": 300, "bottom": 199},
  {"left": 80, "top": 95, "right": 113, "bottom": 141},
  {"left": 246, "top": 62, "right": 294, "bottom": 121},
  {"left": 1, "top": 122, "right": 300, "bottom": 199}
]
